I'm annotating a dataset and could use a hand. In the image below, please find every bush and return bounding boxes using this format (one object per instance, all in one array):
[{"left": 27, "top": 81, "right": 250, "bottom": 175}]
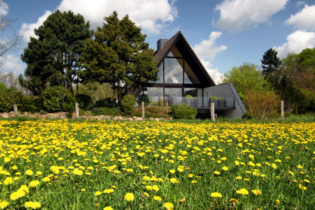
[
  {"left": 137, "top": 94, "right": 151, "bottom": 106},
  {"left": 94, "top": 98, "right": 116, "bottom": 108},
  {"left": 42, "top": 86, "right": 75, "bottom": 112},
  {"left": 244, "top": 90, "right": 280, "bottom": 119},
  {"left": 20, "top": 96, "right": 43, "bottom": 112},
  {"left": 92, "top": 107, "right": 121, "bottom": 116},
  {"left": 158, "top": 99, "right": 163, "bottom": 107},
  {"left": 171, "top": 103, "right": 197, "bottom": 119},
  {"left": 121, "top": 94, "right": 136, "bottom": 115},
  {"left": 75, "top": 94, "right": 93, "bottom": 110},
  {"left": 242, "top": 113, "right": 252, "bottom": 119},
  {"left": 0, "top": 88, "right": 23, "bottom": 112},
  {"left": 285, "top": 111, "right": 293, "bottom": 118},
  {"left": 268, "top": 112, "right": 281, "bottom": 119}
]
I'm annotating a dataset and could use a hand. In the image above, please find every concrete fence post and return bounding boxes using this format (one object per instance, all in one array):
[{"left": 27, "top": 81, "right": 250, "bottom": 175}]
[
  {"left": 13, "top": 104, "right": 18, "bottom": 117},
  {"left": 281, "top": 100, "right": 284, "bottom": 119},
  {"left": 75, "top": 102, "right": 79, "bottom": 118},
  {"left": 211, "top": 102, "right": 215, "bottom": 122},
  {"left": 142, "top": 101, "right": 145, "bottom": 120}
]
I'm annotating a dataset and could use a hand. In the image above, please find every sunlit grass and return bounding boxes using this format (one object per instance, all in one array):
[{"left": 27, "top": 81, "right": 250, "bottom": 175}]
[{"left": 0, "top": 119, "right": 315, "bottom": 209}]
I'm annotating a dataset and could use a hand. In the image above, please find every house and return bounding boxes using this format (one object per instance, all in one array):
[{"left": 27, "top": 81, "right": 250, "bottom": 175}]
[{"left": 133, "top": 31, "right": 246, "bottom": 119}]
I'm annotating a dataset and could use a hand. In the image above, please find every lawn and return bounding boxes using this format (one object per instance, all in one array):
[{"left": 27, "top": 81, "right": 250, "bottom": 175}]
[{"left": 0, "top": 119, "right": 315, "bottom": 209}]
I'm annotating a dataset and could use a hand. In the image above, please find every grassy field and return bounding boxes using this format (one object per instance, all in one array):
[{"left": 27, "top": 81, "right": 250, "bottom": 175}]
[{"left": 0, "top": 118, "right": 315, "bottom": 209}]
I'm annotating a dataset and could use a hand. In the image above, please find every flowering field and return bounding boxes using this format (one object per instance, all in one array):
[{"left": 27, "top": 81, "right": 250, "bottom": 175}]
[{"left": 0, "top": 120, "right": 315, "bottom": 210}]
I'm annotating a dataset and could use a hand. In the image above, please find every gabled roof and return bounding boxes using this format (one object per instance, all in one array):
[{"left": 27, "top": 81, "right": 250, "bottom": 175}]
[{"left": 153, "top": 31, "right": 216, "bottom": 86}]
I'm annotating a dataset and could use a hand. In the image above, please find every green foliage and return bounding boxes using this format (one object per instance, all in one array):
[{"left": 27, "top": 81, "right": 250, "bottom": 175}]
[
  {"left": 158, "top": 99, "right": 163, "bottom": 107},
  {"left": 221, "top": 63, "right": 271, "bottom": 100},
  {"left": 170, "top": 104, "right": 197, "bottom": 119},
  {"left": 0, "top": 88, "right": 23, "bottom": 112},
  {"left": 137, "top": 94, "right": 150, "bottom": 106},
  {"left": 261, "top": 48, "right": 282, "bottom": 77},
  {"left": 121, "top": 94, "right": 136, "bottom": 115},
  {"left": 210, "top": 96, "right": 217, "bottom": 101},
  {"left": 92, "top": 107, "right": 121, "bottom": 116},
  {"left": 0, "top": 82, "right": 6, "bottom": 91},
  {"left": 94, "top": 98, "right": 117, "bottom": 108},
  {"left": 242, "top": 113, "right": 252, "bottom": 119},
  {"left": 75, "top": 94, "right": 93, "bottom": 110},
  {"left": 19, "top": 10, "right": 93, "bottom": 96},
  {"left": 74, "top": 82, "right": 114, "bottom": 102},
  {"left": 268, "top": 112, "right": 281, "bottom": 119},
  {"left": 297, "top": 48, "right": 315, "bottom": 68},
  {"left": 42, "top": 86, "right": 75, "bottom": 112},
  {"left": 20, "top": 96, "right": 43, "bottom": 112},
  {"left": 285, "top": 112, "right": 293, "bottom": 118},
  {"left": 185, "top": 95, "right": 193, "bottom": 100},
  {"left": 80, "top": 11, "right": 159, "bottom": 101}
]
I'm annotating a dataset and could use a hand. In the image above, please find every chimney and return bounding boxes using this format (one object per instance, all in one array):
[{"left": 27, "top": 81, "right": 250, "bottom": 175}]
[{"left": 157, "top": 39, "right": 168, "bottom": 51}]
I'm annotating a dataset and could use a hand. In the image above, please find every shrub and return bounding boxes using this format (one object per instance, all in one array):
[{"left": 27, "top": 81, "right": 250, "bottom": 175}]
[
  {"left": 244, "top": 90, "right": 280, "bottom": 119},
  {"left": 268, "top": 112, "right": 281, "bottom": 119},
  {"left": 75, "top": 94, "right": 93, "bottom": 110},
  {"left": 171, "top": 104, "right": 197, "bottom": 119},
  {"left": 158, "top": 99, "right": 163, "bottom": 107},
  {"left": 137, "top": 94, "right": 151, "bottom": 106},
  {"left": 20, "top": 96, "right": 43, "bottom": 112},
  {"left": 0, "top": 88, "right": 23, "bottom": 112},
  {"left": 94, "top": 98, "right": 116, "bottom": 108},
  {"left": 92, "top": 107, "right": 121, "bottom": 116},
  {"left": 285, "top": 111, "right": 293, "bottom": 118},
  {"left": 242, "top": 113, "right": 252, "bottom": 119},
  {"left": 42, "top": 86, "right": 75, "bottom": 112},
  {"left": 121, "top": 94, "right": 136, "bottom": 115}
]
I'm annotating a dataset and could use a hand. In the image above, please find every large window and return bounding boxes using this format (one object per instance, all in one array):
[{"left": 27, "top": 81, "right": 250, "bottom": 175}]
[
  {"left": 164, "top": 58, "right": 183, "bottom": 83},
  {"left": 184, "top": 88, "right": 198, "bottom": 97},
  {"left": 164, "top": 88, "right": 182, "bottom": 106},
  {"left": 146, "top": 87, "right": 163, "bottom": 103}
]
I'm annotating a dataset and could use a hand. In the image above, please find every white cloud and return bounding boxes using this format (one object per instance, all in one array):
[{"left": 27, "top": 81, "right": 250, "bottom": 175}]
[
  {"left": 296, "top": 2, "right": 306, "bottom": 7},
  {"left": 285, "top": 4, "right": 315, "bottom": 31},
  {"left": 20, "top": 0, "right": 177, "bottom": 42},
  {"left": 193, "top": 32, "right": 227, "bottom": 60},
  {"left": 193, "top": 32, "right": 227, "bottom": 84},
  {"left": 213, "top": 0, "right": 288, "bottom": 32},
  {"left": 0, "top": 1, "right": 8, "bottom": 16},
  {"left": 274, "top": 30, "right": 315, "bottom": 58},
  {"left": 20, "top": 11, "right": 52, "bottom": 43},
  {"left": 0, "top": 54, "right": 25, "bottom": 74}
]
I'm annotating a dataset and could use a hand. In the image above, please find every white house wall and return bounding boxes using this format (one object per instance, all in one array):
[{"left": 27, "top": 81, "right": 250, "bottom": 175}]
[{"left": 204, "top": 83, "right": 246, "bottom": 119}]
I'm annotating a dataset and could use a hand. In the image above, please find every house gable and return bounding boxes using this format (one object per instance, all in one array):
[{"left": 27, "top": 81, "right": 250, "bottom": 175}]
[{"left": 153, "top": 31, "right": 216, "bottom": 87}]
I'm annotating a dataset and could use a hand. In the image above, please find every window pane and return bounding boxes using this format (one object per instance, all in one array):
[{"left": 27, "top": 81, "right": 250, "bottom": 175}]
[
  {"left": 184, "top": 88, "right": 198, "bottom": 97},
  {"left": 149, "top": 63, "right": 163, "bottom": 83},
  {"left": 165, "top": 58, "right": 183, "bottom": 83},
  {"left": 164, "top": 88, "right": 182, "bottom": 97},
  {"left": 164, "top": 88, "right": 182, "bottom": 106},
  {"left": 184, "top": 60, "right": 200, "bottom": 84},
  {"left": 147, "top": 87, "right": 163, "bottom": 103}
]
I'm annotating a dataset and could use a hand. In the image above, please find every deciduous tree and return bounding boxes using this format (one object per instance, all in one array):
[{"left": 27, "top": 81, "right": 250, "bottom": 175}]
[{"left": 221, "top": 63, "right": 271, "bottom": 100}]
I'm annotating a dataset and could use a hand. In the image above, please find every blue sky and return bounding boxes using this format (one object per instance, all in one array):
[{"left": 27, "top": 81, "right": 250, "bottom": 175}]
[{"left": 1, "top": 0, "right": 315, "bottom": 84}]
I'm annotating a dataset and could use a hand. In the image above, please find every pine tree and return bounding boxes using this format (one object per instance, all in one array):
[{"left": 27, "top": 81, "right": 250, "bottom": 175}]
[
  {"left": 261, "top": 48, "right": 282, "bottom": 77},
  {"left": 80, "top": 11, "right": 159, "bottom": 101},
  {"left": 19, "top": 10, "right": 93, "bottom": 96}
]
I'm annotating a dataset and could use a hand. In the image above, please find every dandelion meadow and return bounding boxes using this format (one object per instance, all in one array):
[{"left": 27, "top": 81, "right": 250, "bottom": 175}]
[{"left": 0, "top": 120, "right": 315, "bottom": 209}]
